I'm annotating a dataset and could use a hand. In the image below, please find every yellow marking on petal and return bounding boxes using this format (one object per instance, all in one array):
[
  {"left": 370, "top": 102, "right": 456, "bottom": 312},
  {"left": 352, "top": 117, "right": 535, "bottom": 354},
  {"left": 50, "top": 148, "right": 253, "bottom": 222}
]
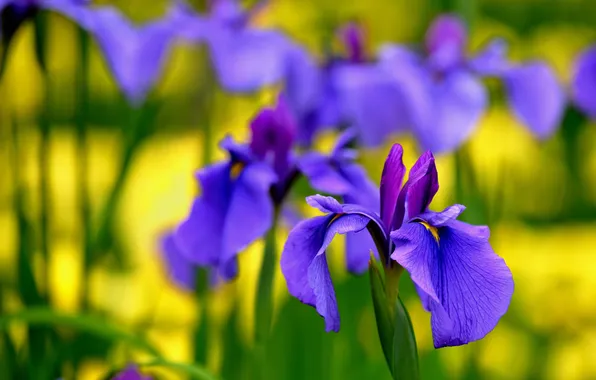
[
  {"left": 230, "top": 162, "right": 244, "bottom": 180},
  {"left": 420, "top": 221, "right": 440, "bottom": 243},
  {"left": 329, "top": 213, "right": 344, "bottom": 224}
]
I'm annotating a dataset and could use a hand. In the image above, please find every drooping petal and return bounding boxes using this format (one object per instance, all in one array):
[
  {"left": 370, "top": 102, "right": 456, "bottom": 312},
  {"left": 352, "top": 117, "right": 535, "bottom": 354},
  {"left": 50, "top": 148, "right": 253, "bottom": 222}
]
[
  {"left": 572, "top": 46, "right": 596, "bottom": 119},
  {"left": 503, "top": 62, "right": 565, "bottom": 139},
  {"left": 220, "top": 163, "right": 277, "bottom": 273},
  {"left": 175, "top": 162, "right": 232, "bottom": 265},
  {"left": 344, "top": 192, "right": 378, "bottom": 274},
  {"left": 419, "top": 204, "right": 465, "bottom": 226},
  {"left": 160, "top": 231, "right": 196, "bottom": 291},
  {"left": 412, "top": 70, "right": 487, "bottom": 154},
  {"left": 281, "top": 212, "right": 372, "bottom": 332},
  {"left": 390, "top": 217, "right": 514, "bottom": 348},
  {"left": 208, "top": 27, "right": 291, "bottom": 92},
  {"left": 425, "top": 14, "right": 467, "bottom": 72},
  {"left": 380, "top": 143, "right": 406, "bottom": 228}
]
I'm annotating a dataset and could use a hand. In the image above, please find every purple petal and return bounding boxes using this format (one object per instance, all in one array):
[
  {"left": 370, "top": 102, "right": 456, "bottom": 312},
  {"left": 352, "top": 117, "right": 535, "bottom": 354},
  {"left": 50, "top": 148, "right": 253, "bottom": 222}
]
[
  {"left": 220, "top": 135, "right": 253, "bottom": 163},
  {"left": 165, "top": 0, "right": 210, "bottom": 42},
  {"left": 419, "top": 204, "right": 465, "bottom": 226},
  {"left": 413, "top": 70, "right": 487, "bottom": 153},
  {"left": 333, "top": 63, "right": 409, "bottom": 146},
  {"left": 306, "top": 195, "right": 343, "bottom": 214},
  {"left": 338, "top": 22, "right": 365, "bottom": 63},
  {"left": 208, "top": 27, "right": 291, "bottom": 92},
  {"left": 331, "top": 128, "right": 358, "bottom": 156},
  {"left": 572, "top": 46, "right": 596, "bottom": 119},
  {"left": 298, "top": 153, "right": 354, "bottom": 195},
  {"left": 390, "top": 220, "right": 514, "bottom": 348},
  {"left": 344, "top": 192, "right": 378, "bottom": 274},
  {"left": 425, "top": 14, "right": 467, "bottom": 72},
  {"left": 41, "top": 0, "right": 97, "bottom": 29},
  {"left": 112, "top": 365, "right": 152, "bottom": 380},
  {"left": 86, "top": 7, "right": 175, "bottom": 105},
  {"left": 469, "top": 38, "right": 509, "bottom": 77},
  {"left": 220, "top": 163, "right": 277, "bottom": 270},
  {"left": 281, "top": 212, "right": 371, "bottom": 332},
  {"left": 250, "top": 96, "right": 296, "bottom": 178},
  {"left": 380, "top": 144, "right": 406, "bottom": 229},
  {"left": 504, "top": 62, "right": 565, "bottom": 139},
  {"left": 160, "top": 231, "right": 196, "bottom": 291},
  {"left": 392, "top": 151, "right": 439, "bottom": 229},
  {"left": 175, "top": 162, "right": 232, "bottom": 266},
  {"left": 284, "top": 44, "right": 321, "bottom": 120}
]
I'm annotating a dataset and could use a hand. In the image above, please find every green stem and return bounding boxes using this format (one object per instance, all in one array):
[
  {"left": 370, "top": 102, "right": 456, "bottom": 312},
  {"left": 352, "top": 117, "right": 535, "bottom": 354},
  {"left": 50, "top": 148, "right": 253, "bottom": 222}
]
[
  {"left": 34, "top": 12, "right": 51, "bottom": 303},
  {"left": 251, "top": 214, "right": 280, "bottom": 378},
  {"left": 76, "top": 29, "right": 92, "bottom": 310}
]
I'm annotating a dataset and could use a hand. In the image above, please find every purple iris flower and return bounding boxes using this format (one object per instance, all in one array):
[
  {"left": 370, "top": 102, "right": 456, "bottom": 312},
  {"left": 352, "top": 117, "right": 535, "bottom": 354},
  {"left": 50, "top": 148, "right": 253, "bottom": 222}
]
[
  {"left": 112, "top": 365, "right": 151, "bottom": 380},
  {"left": 280, "top": 143, "right": 514, "bottom": 347},
  {"left": 343, "top": 14, "right": 565, "bottom": 153},
  {"left": 572, "top": 45, "right": 596, "bottom": 118},
  {"left": 168, "top": 0, "right": 298, "bottom": 93},
  {"left": 171, "top": 98, "right": 376, "bottom": 281}
]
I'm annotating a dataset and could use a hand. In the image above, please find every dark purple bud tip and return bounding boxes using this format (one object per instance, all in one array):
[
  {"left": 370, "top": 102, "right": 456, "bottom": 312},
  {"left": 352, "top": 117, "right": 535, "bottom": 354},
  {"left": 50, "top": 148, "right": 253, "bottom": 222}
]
[{"left": 338, "top": 21, "right": 366, "bottom": 63}]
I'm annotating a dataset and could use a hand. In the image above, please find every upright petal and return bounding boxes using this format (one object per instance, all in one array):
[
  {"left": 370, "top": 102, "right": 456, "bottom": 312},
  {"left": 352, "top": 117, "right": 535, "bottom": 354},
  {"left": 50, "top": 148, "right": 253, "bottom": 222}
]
[
  {"left": 113, "top": 365, "right": 152, "bottom": 380},
  {"left": 572, "top": 46, "right": 596, "bottom": 119},
  {"left": 250, "top": 96, "right": 296, "bottom": 178},
  {"left": 503, "top": 62, "right": 565, "bottom": 139},
  {"left": 175, "top": 162, "right": 232, "bottom": 265},
  {"left": 392, "top": 151, "right": 439, "bottom": 229},
  {"left": 283, "top": 44, "right": 321, "bottom": 120},
  {"left": 160, "top": 231, "right": 196, "bottom": 291},
  {"left": 220, "top": 163, "right": 277, "bottom": 271},
  {"left": 338, "top": 22, "right": 366, "bottom": 63},
  {"left": 281, "top": 212, "right": 371, "bottom": 332},
  {"left": 425, "top": 14, "right": 467, "bottom": 72},
  {"left": 380, "top": 144, "right": 405, "bottom": 228},
  {"left": 165, "top": 0, "right": 210, "bottom": 42},
  {"left": 412, "top": 70, "right": 487, "bottom": 153},
  {"left": 390, "top": 216, "right": 514, "bottom": 348}
]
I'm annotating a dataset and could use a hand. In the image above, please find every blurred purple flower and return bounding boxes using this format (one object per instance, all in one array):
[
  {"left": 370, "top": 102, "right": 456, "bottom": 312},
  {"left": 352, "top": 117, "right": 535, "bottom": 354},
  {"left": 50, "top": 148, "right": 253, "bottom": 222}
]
[
  {"left": 171, "top": 98, "right": 375, "bottom": 281},
  {"left": 112, "top": 365, "right": 151, "bottom": 380},
  {"left": 572, "top": 46, "right": 596, "bottom": 119},
  {"left": 284, "top": 21, "right": 406, "bottom": 147},
  {"left": 1, "top": 0, "right": 175, "bottom": 105},
  {"left": 374, "top": 14, "right": 565, "bottom": 153},
  {"left": 281, "top": 144, "right": 513, "bottom": 348},
  {"left": 169, "top": 0, "right": 298, "bottom": 93}
]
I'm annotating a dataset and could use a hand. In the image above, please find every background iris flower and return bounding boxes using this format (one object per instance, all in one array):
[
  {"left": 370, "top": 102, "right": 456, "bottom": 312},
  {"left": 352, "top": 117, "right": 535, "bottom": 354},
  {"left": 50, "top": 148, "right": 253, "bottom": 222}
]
[
  {"left": 170, "top": 98, "right": 377, "bottom": 282},
  {"left": 281, "top": 144, "right": 514, "bottom": 348}
]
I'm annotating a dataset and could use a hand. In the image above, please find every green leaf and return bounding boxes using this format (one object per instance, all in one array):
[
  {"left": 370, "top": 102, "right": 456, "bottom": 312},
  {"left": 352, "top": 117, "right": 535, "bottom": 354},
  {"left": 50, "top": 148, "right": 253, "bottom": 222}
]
[
  {"left": 254, "top": 221, "right": 278, "bottom": 344},
  {"left": 140, "top": 359, "right": 217, "bottom": 380},
  {"left": 369, "top": 260, "right": 394, "bottom": 373},
  {"left": 391, "top": 297, "right": 419, "bottom": 380},
  {"left": 0, "top": 307, "right": 161, "bottom": 357}
]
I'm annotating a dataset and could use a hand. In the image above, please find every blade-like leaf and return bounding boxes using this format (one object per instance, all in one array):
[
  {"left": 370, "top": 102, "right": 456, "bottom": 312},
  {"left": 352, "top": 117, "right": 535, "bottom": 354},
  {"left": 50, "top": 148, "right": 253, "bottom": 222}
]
[
  {"left": 140, "top": 359, "right": 217, "bottom": 380},
  {"left": 0, "top": 307, "right": 161, "bottom": 357},
  {"left": 369, "top": 259, "right": 393, "bottom": 373},
  {"left": 392, "top": 296, "right": 419, "bottom": 380}
]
